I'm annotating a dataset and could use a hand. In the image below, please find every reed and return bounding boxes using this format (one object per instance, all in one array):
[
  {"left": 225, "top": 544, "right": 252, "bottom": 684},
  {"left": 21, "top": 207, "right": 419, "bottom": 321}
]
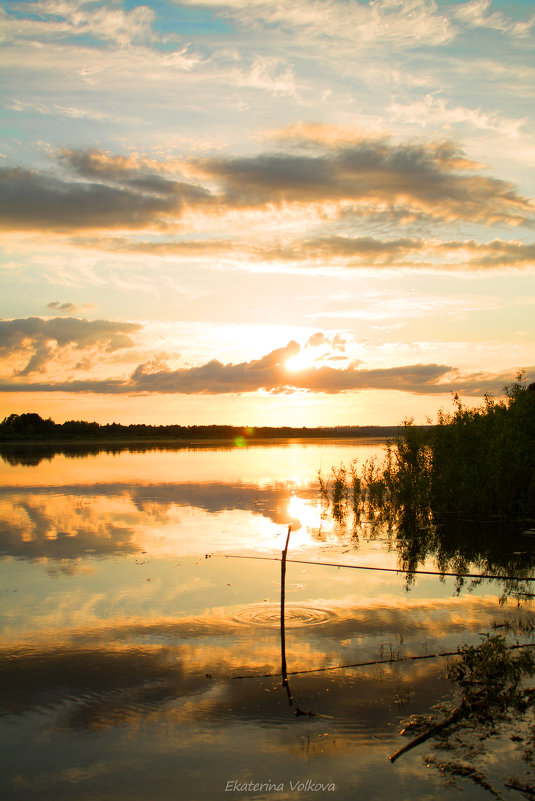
[{"left": 319, "top": 372, "right": 535, "bottom": 529}]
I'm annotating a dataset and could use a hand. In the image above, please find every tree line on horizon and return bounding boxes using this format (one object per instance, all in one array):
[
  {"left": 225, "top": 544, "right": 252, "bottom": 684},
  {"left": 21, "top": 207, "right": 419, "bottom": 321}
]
[{"left": 0, "top": 412, "right": 402, "bottom": 442}]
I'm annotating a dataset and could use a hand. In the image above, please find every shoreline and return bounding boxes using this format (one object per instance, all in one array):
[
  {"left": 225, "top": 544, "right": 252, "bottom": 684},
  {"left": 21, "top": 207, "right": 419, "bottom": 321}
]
[{"left": 0, "top": 433, "right": 394, "bottom": 448}]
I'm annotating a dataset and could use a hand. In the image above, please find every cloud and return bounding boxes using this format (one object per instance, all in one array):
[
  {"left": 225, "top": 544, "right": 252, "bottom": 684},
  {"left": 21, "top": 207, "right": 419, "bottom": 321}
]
[
  {"left": 453, "top": 0, "right": 535, "bottom": 37},
  {"left": 300, "top": 236, "right": 535, "bottom": 270},
  {"left": 306, "top": 332, "right": 327, "bottom": 348},
  {"left": 0, "top": 166, "right": 176, "bottom": 231},
  {"left": 0, "top": 338, "right": 530, "bottom": 397},
  {"left": 387, "top": 95, "right": 527, "bottom": 139},
  {"left": 461, "top": 239, "right": 535, "bottom": 269},
  {"left": 199, "top": 139, "right": 533, "bottom": 224},
  {"left": 1, "top": 137, "right": 532, "bottom": 234},
  {"left": 228, "top": 55, "right": 297, "bottom": 97},
  {"left": 8, "top": 98, "right": 112, "bottom": 121},
  {"left": 0, "top": 317, "right": 140, "bottom": 376},
  {"left": 47, "top": 301, "right": 97, "bottom": 314},
  {"left": 72, "top": 233, "right": 535, "bottom": 273},
  {"left": 0, "top": 0, "right": 157, "bottom": 48},
  {"left": 178, "top": 0, "right": 456, "bottom": 49},
  {"left": 304, "top": 331, "right": 347, "bottom": 355},
  {"left": 0, "top": 157, "right": 210, "bottom": 232}
]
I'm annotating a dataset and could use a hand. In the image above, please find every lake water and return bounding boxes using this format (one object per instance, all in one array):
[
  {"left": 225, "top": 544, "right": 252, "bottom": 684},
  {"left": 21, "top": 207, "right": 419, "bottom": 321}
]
[{"left": 1, "top": 439, "right": 534, "bottom": 801}]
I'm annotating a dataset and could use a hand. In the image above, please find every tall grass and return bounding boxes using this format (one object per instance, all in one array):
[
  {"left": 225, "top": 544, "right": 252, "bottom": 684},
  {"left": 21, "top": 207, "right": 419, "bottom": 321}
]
[{"left": 319, "top": 373, "right": 535, "bottom": 530}]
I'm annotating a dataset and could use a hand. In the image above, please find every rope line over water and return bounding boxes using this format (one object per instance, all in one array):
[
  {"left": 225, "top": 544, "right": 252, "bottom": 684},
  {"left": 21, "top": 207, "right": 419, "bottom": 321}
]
[
  {"left": 230, "top": 643, "right": 535, "bottom": 680},
  {"left": 216, "top": 553, "right": 535, "bottom": 583}
]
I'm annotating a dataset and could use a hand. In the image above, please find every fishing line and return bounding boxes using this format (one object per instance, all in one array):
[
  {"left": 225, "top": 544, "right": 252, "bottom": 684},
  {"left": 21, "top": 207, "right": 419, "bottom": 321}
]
[
  {"left": 230, "top": 643, "right": 535, "bottom": 680},
  {"left": 214, "top": 553, "right": 535, "bottom": 582},
  {"left": 231, "top": 650, "right": 460, "bottom": 679}
]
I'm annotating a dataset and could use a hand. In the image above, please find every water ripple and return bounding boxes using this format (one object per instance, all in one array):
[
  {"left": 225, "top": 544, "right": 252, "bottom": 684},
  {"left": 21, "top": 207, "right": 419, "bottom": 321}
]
[{"left": 232, "top": 603, "right": 335, "bottom": 628}]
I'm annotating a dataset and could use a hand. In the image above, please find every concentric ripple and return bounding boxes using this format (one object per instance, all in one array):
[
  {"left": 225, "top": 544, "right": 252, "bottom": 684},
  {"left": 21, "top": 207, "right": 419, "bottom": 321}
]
[{"left": 233, "top": 603, "right": 335, "bottom": 628}]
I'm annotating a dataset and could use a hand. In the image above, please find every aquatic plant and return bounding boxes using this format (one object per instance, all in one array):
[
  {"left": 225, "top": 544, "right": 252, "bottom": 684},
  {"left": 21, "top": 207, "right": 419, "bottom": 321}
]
[
  {"left": 428, "top": 374, "right": 535, "bottom": 520},
  {"left": 447, "top": 635, "right": 535, "bottom": 718},
  {"left": 320, "top": 373, "right": 535, "bottom": 529},
  {"left": 330, "top": 464, "right": 348, "bottom": 523}
]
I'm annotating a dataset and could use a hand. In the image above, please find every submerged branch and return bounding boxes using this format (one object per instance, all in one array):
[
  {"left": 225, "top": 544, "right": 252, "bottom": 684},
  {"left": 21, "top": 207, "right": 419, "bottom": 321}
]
[{"left": 389, "top": 705, "right": 463, "bottom": 763}]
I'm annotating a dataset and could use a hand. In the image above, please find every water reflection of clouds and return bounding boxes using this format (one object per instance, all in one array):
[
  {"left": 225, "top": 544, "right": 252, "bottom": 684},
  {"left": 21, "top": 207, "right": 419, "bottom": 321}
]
[
  {"left": 0, "top": 588, "right": 523, "bottom": 801},
  {"left": 0, "top": 493, "right": 140, "bottom": 561},
  {"left": 0, "top": 591, "right": 511, "bottom": 735},
  {"left": 1, "top": 444, "right": 530, "bottom": 801},
  {"left": 0, "top": 482, "right": 334, "bottom": 562},
  {"left": 10, "top": 590, "right": 504, "bottom": 634},
  {"left": 0, "top": 642, "right": 448, "bottom": 735}
]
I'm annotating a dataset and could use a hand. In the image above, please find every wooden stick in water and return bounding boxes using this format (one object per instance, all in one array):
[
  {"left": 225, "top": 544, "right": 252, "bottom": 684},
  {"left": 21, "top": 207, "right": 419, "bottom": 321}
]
[{"left": 280, "top": 525, "right": 293, "bottom": 706}]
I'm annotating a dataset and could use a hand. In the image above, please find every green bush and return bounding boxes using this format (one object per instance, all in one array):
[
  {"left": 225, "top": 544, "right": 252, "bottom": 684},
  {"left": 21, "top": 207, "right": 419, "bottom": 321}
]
[
  {"left": 428, "top": 373, "right": 535, "bottom": 519},
  {"left": 320, "top": 372, "right": 535, "bottom": 527}
]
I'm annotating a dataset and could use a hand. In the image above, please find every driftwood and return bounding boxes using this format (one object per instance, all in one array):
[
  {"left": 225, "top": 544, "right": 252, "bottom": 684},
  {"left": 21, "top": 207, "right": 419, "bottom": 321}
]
[
  {"left": 505, "top": 778, "right": 535, "bottom": 799},
  {"left": 389, "top": 705, "right": 464, "bottom": 763}
]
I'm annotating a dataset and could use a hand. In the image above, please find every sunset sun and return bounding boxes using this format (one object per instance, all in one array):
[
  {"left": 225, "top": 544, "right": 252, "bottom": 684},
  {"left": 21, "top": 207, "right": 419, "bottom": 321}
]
[{"left": 285, "top": 351, "right": 316, "bottom": 372}]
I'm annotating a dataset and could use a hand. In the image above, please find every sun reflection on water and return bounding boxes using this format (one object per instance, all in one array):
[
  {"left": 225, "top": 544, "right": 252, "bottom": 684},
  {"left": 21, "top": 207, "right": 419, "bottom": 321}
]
[{"left": 288, "top": 494, "right": 324, "bottom": 539}]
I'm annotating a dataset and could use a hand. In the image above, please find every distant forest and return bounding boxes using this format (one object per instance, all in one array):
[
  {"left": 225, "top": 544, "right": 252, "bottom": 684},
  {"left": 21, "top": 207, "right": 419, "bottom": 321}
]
[{"left": 0, "top": 412, "right": 402, "bottom": 442}]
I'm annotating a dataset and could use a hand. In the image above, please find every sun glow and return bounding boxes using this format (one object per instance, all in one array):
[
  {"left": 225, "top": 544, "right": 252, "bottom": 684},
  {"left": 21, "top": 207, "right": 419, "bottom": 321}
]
[{"left": 285, "top": 351, "right": 316, "bottom": 371}]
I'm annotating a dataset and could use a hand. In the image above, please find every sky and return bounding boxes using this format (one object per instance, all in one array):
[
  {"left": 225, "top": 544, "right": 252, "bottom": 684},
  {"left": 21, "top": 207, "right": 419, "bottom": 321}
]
[{"left": 1, "top": 0, "right": 534, "bottom": 427}]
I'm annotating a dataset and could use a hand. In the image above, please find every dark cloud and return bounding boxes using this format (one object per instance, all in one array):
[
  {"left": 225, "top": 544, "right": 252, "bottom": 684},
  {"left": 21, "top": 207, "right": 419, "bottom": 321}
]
[
  {"left": 199, "top": 140, "right": 533, "bottom": 224},
  {"left": 59, "top": 148, "right": 208, "bottom": 202},
  {"left": 59, "top": 149, "right": 145, "bottom": 180},
  {"left": 1, "top": 139, "right": 532, "bottom": 234},
  {"left": 0, "top": 338, "right": 529, "bottom": 396},
  {"left": 47, "top": 302, "right": 79, "bottom": 313},
  {"left": 302, "top": 235, "right": 423, "bottom": 260},
  {"left": 295, "top": 235, "right": 535, "bottom": 269},
  {"left": 0, "top": 317, "right": 140, "bottom": 375},
  {"left": 127, "top": 340, "right": 302, "bottom": 393},
  {"left": 0, "top": 159, "right": 210, "bottom": 232}
]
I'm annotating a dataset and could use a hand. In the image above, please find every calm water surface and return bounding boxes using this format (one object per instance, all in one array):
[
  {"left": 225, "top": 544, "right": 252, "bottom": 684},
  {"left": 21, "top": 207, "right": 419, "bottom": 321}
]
[{"left": 0, "top": 439, "right": 533, "bottom": 801}]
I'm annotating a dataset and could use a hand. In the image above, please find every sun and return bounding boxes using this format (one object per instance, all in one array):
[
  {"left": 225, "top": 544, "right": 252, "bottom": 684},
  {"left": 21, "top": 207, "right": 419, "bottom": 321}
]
[{"left": 285, "top": 351, "right": 316, "bottom": 371}]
